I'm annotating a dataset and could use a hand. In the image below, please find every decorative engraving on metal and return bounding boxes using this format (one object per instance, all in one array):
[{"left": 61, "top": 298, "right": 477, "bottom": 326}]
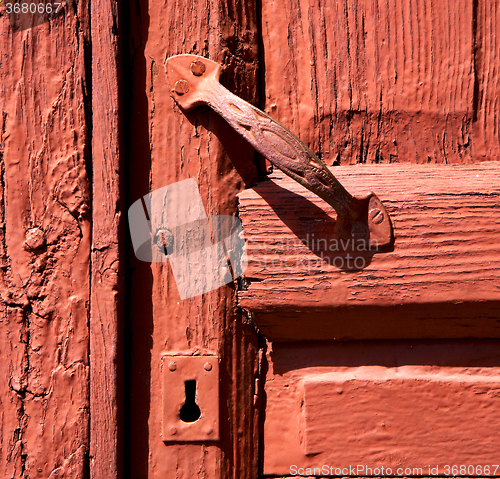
[
  {"left": 166, "top": 54, "right": 394, "bottom": 249},
  {"left": 161, "top": 354, "right": 219, "bottom": 442}
]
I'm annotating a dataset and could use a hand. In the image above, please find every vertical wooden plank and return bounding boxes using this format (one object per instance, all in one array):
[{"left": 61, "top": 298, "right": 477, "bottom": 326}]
[
  {"left": 0, "top": 3, "right": 91, "bottom": 478},
  {"left": 474, "top": 0, "right": 500, "bottom": 159},
  {"left": 260, "top": 0, "right": 475, "bottom": 164},
  {"left": 127, "top": 0, "right": 260, "bottom": 477},
  {"left": 90, "top": 0, "right": 123, "bottom": 478}
]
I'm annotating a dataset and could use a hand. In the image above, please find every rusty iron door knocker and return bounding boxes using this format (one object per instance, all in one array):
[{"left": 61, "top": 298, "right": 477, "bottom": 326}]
[{"left": 166, "top": 54, "right": 394, "bottom": 250}]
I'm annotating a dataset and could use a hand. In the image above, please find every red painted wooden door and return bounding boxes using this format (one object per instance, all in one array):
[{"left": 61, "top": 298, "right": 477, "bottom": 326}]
[
  {"left": 2, "top": 0, "right": 498, "bottom": 477},
  {"left": 123, "top": 1, "right": 500, "bottom": 479}
]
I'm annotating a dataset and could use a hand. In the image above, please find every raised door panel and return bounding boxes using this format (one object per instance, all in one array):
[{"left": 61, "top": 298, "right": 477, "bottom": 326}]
[
  {"left": 262, "top": 341, "right": 500, "bottom": 476},
  {"left": 260, "top": 0, "right": 500, "bottom": 165}
]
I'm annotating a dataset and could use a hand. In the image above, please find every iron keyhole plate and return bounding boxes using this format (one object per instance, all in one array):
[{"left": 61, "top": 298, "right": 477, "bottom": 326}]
[{"left": 161, "top": 354, "right": 219, "bottom": 442}]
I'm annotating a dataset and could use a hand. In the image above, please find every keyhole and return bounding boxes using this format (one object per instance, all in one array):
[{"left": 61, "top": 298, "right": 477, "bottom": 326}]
[{"left": 180, "top": 380, "right": 201, "bottom": 423}]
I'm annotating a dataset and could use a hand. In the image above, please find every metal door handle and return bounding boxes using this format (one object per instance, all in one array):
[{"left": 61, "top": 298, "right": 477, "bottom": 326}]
[{"left": 166, "top": 54, "right": 394, "bottom": 249}]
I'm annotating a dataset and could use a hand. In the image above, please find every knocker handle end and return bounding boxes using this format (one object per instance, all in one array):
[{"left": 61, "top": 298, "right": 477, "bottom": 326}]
[{"left": 166, "top": 54, "right": 222, "bottom": 111}]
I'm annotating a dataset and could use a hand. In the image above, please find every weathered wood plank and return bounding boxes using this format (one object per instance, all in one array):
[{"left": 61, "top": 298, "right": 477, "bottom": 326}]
[
  {"left": 90, "top": 0, "right": 124, "bottom": 477},
  {"left": 260, "top": 0, "right": 477, "bottom": 164},
  {"left": 0, "top": 4, "right": 91, "bottom": 477},
  {"left": 474, "top": 0, "right": 500, "bottom": 159},
  {"left": 127, "top": 1, "right": 261, "bottom": 478},
  {"left": 238, "top": 163, "right": 500, "bottom": 340}
]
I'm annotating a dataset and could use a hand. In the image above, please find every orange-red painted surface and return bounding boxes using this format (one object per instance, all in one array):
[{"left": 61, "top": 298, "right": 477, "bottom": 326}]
[
  {"left": 238, "top": 164, "right": 500, "bottom": 340},
  {"left": 260, "top": 0, "right": 500, "bottom": 164},
  {"left": 0, "top": 3, "right": 91, "bottom": 477},
  {"left": 262, "top": 341, "right": 500, "bottom": 476},
  {"left": 1, "top": 0, "right": 500, "bottom": 477},
  {"left": 126, "top": 1, "right": 261, "bottom": 478}
]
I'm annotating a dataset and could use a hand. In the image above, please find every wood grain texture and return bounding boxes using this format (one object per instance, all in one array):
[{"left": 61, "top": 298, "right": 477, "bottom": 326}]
[
  {"left": 238, "top": 163, "right": 500, "bottom": 340},
  {"left": 127, "top": 0, "right": 261, "bottom": 477},
  {"left": 0, "top": 4, "right": 91, "bottom": 478},
  {"left": 474, "top": 0, "right": 500, "bottom": 159},
  {"left": 262, "top": 340, "right": 500, "bottom": 476},
  {"left": 90, "top": 0, "right": 124, "bottom": 478},
  {"left": 260, "top": 0, "right": 479, "bottom": 165}
]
